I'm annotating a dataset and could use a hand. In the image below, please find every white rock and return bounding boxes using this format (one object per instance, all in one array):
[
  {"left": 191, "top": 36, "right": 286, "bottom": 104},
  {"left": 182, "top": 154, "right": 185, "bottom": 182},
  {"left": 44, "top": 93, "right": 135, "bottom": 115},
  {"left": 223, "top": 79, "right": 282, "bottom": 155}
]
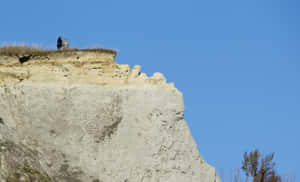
[{"left": 0, "top": 50, "right": 221, "bottom": 182}]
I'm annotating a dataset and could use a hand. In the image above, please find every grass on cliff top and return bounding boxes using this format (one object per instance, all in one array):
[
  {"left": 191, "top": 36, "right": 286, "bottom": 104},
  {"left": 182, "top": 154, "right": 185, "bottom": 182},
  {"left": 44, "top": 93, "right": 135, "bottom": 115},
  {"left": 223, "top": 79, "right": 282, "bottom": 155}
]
[{"left": 0, "top": 45, "right": 117, "bottom": 57}]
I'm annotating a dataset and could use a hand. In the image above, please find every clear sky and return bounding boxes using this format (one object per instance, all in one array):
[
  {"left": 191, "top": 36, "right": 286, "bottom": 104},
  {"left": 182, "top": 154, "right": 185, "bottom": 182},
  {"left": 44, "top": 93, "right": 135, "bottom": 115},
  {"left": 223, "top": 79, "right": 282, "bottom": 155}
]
[{"left": 1, "top": 0, "right": 299, "bottom": 180}]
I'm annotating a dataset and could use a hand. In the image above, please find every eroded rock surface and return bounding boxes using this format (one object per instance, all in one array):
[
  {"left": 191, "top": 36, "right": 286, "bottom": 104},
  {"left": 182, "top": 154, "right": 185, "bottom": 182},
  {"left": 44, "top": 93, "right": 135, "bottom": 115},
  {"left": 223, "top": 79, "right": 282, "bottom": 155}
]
[{"left": 0, "top": 50, "right": 220, "bottom": 182}]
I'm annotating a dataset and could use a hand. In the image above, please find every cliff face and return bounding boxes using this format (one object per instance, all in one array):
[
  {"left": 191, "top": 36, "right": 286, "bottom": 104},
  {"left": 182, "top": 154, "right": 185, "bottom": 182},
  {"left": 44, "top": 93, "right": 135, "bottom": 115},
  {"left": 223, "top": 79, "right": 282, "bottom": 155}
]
[{"left": 0, "top": 50, "right": 220, "bottom": 182}]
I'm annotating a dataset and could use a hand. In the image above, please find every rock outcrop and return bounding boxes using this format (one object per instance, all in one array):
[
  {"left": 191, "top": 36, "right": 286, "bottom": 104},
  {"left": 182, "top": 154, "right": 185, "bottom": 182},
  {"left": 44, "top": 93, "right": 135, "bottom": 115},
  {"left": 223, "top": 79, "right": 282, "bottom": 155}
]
[{"left": 0, "top": 49, "right": 220, "bottom": 182}]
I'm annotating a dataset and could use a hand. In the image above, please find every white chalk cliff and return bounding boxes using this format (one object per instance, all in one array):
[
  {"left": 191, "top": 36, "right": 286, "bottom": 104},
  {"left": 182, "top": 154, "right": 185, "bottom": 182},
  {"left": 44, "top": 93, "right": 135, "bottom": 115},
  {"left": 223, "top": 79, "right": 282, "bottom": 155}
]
[{"left": 0, "top": 49, "right": 221, "bottom": 182}]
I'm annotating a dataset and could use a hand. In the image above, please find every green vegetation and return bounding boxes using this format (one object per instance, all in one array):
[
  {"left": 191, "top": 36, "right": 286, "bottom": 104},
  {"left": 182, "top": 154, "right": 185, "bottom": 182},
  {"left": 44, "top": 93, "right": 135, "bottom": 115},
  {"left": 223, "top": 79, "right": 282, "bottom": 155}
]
[
  {"left": 23, "top": 166, "right": 52, "bottom": 182},
  {"left": 6, "top": 166, "right": 52, "bottom": 182}
]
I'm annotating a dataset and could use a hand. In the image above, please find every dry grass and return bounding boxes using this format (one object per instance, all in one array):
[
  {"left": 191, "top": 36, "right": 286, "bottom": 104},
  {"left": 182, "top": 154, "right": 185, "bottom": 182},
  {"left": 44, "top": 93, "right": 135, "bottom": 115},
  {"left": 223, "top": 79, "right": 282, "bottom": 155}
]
[
  {"left": 0, "top": 45, "right": 44, "bottom": 56},
  {"left": 0, "top": 45, "right": 117, "bottom": 57},
  {"left": 79, "top": 48, "right": 117, "bottom": 55}
]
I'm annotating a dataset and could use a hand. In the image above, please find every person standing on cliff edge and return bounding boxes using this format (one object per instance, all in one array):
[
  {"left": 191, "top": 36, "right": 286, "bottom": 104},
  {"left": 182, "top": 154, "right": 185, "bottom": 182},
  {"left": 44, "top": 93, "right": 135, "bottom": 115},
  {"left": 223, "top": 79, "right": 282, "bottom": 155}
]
[
  {"left": 63, "top": 38, "right": 69, "bottom": 50},
  {"left": 57, "top": 36, "right": 62, "bottom": 50}
]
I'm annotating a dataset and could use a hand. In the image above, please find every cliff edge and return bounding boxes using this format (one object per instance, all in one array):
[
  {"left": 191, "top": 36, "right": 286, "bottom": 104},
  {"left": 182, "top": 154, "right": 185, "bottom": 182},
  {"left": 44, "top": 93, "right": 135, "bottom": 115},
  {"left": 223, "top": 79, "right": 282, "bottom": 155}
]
[{"left": 0, "top": 49, "right": 220, "bottom": 182}]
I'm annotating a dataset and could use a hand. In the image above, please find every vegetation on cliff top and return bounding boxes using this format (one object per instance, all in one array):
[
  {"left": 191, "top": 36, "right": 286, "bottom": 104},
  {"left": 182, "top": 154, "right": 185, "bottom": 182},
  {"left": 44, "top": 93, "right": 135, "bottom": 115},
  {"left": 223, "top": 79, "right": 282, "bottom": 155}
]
[{"left": 0, "top": 45, "right": 117, "bottom": 57}]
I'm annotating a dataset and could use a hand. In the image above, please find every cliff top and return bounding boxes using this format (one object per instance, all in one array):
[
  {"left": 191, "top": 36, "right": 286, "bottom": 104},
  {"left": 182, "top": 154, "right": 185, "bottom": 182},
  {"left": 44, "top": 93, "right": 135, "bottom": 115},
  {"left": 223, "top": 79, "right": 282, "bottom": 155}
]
[
  {"left": 0, "top": 45, "right": 179, "bottom": 94},
  {"left": 0, "top": 45, "right": 117, "bottom": 57}
]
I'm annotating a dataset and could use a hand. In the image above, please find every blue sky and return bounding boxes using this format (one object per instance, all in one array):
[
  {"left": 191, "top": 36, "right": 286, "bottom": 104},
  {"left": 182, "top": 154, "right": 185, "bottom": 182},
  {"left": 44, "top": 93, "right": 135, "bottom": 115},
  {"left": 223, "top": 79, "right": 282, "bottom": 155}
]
[{"left": 1, "top": 0, "right": 299, "bottom": 180}]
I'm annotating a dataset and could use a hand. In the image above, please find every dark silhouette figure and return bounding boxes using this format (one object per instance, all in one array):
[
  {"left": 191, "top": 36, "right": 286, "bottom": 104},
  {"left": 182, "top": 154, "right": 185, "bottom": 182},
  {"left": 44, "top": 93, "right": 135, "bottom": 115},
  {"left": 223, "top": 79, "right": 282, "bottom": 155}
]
[{"left": 57, "top": 36, "right": 63, "bottom": 50}]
